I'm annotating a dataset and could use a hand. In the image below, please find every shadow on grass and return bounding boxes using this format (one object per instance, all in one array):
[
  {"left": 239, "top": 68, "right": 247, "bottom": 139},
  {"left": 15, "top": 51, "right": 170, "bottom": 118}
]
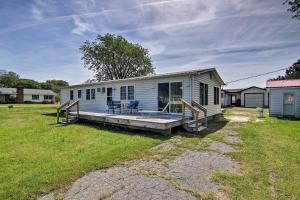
[{"left": 43, "top": 112, "right": 229, "bottom": 140}]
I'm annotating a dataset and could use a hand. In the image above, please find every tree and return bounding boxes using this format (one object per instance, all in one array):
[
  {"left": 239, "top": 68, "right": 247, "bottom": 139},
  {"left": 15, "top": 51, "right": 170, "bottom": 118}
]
[
  {"left": 284, "top": 0, "right": 300, "bottom": 19},
  {"left": 273, "top": 59, "right": 300, "bottom": 80},
  {"left": 41, "top": 80, "right": 69, "bottom": 93},
  {"left": 80, "top": 33, "right": 155, "bottom": 81},
  {"left": 0, "top": 71, "right": 20, "bottom": 88},
  {"left": 17, "top": 79, "right": 41, "bottom": 89}
]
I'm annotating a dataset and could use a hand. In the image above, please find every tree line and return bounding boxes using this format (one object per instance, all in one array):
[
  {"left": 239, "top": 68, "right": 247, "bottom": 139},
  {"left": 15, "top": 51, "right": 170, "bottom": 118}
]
[{"left": 0, "top": 71, "right": 69, "bottom": 93}]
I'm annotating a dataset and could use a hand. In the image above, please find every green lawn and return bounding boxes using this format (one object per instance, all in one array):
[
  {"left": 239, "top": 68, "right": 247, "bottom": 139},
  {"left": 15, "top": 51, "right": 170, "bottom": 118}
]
[
  {"left": 214, "top": 108, "right": 300, "bottom": 200},
  {"left": 0, "top": 105, "right": 162, "bottom": 200}
]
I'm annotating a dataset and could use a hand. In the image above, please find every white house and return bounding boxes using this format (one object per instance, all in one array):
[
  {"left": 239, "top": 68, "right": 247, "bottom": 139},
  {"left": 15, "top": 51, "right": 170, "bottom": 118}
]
[
  {"left": 0, "top": 88, "right": 55, "bottom": 103},
  {"left": 267, "top": 79, "right": 300, "bottom": 118},
  {"left": 60, "top": 68, "right": 225, "bottom": 119},
  {"left": 221, "top": 86, "right": 269, "bottom": 108}
]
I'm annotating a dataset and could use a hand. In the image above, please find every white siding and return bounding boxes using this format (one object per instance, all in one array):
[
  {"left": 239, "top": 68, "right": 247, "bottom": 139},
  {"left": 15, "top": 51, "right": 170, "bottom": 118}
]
[
  {"left": 61, "top": 75, "right": 192, "bottom": 114},
  {"left": 269, "top": 87, "right": 300, "bottom": 118},
  {"left": 241, "top": 87, "right": 268, "bottom": 107},
  {"left": 60, "top": 72, "right": 223, "bottom": 118},
  {"left": 192, "top": 72, "right": 222, "bottom": 118}
]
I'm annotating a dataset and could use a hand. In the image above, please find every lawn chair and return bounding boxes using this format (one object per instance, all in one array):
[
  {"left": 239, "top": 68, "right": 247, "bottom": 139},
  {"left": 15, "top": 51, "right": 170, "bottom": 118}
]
[
  {"left": 108, "top": 101, "right": 121, "bottom": 113},
  {"left": 127, "top": 100, "right": 139, "bottom": 114}
]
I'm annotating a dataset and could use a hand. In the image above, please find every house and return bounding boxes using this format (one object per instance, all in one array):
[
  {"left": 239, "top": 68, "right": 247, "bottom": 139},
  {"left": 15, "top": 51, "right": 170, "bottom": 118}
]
[
  {"left": 0, "top": 87, "right": 55, "bottom": 103},
  {"left": 59, "top": 68, "right": 225, "bottom": 133},
  {"left": 221, "top": 86, "right": 269, "bottom": 108},
  {"left": 267, "top": 79, "right": 300, "bottom": 118}
]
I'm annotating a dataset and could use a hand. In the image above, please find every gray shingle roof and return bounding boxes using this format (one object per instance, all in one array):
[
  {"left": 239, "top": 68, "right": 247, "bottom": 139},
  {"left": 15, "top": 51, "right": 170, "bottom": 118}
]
[{"left": 0, "top": 88, "right": 55, "bottom": 95}]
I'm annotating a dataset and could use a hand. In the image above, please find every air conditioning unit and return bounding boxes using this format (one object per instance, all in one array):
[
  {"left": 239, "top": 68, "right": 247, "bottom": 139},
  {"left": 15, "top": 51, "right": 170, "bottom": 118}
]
[{"left": 102, "top": 87, "right": 106, "bottom": 93}]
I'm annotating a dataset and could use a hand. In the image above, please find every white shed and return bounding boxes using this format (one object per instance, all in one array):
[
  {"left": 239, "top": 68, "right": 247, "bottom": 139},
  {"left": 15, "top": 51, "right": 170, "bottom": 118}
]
[{"left": 267, "top": 79, "right": 300, "bottom": 118}]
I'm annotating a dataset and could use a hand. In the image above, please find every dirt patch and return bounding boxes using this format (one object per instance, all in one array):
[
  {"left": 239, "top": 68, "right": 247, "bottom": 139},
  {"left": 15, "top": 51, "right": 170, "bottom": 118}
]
[
  {"left": 269, "top": 171, "right": 278, "bottom": 200},
  {"left": 209, "top": 141, "right": 237, "bottom": 153},
  {"left": 224, "top": 136, "right": 243, "bottom": 144},
  {"left": 151, "top": 142, "right": 176, "bottom": 152},
  {"left": 225, "top": 116, "right": 250, "bottom": 122}
]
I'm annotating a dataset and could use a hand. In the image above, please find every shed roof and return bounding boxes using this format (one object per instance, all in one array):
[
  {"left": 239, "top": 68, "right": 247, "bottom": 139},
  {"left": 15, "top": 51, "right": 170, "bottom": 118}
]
[
  {"left": 62, "top": 68, "right": 225, "bottom": 89},
  {"left": 267, "top": 79, "right": 300, "bottom": 88},
  {"left": 0, "top": 88, "right": 55, "bottom": 95}
]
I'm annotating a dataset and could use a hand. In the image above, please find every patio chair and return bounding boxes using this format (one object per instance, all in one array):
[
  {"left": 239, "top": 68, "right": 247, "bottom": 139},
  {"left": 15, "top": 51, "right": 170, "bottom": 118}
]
[
  {"left": 108, "top": 101, "right": 121, "bottom": 113},
  {"left": 127, "top": 100, "right": 139, "bottom": 113}
]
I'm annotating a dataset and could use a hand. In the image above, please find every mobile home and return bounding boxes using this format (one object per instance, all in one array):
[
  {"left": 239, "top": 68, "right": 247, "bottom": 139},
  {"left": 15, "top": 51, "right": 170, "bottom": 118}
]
[{"left": 59, "top": 68, "right": 225, "bottom": 133}]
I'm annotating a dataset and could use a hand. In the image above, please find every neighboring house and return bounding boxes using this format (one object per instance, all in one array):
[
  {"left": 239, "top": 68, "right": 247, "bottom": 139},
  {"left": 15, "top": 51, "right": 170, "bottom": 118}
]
[
  {"left": 0, "top": 88, "right": 55, "bottom": 103},
  {"left": 221, "top": 86, "right": 269, "bottom": 108},
  {"left": 267, "top": 79, "right": 300, "bottom": 118},
  {"left": 60, "top": 68, "right": 225, "bottom": 119}
]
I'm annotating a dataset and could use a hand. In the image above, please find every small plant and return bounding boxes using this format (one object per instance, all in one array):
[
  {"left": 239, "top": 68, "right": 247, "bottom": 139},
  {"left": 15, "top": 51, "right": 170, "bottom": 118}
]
[{"left": 8, "top": 105, "right": 13, "bottom": 109}]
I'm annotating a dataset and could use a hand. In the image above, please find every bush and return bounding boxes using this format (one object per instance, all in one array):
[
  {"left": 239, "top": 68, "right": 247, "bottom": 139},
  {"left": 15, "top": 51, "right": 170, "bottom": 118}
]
[{"left": 8, "top": 97, "right": 16, "bottom": 103}]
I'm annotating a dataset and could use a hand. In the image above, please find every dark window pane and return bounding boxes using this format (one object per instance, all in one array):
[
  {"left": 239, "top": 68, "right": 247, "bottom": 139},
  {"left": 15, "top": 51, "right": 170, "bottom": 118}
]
[
  {"left": 128, "top": 86, "right": 134, "bottom": 100},
  {"left": 86, "top": 89, "right": 90, "bottom": 100},
  {"left": 91, "top": 89, "right": 95, "bottom": 100},
  {"left": 78, "top": 90, "right": 81, "bottom": 98},
  {"left": 120, "top": 86, "right": 126, "bottom": 100},
  {"left": 70, "top": 90, "right": 73, "bottom": 100}
]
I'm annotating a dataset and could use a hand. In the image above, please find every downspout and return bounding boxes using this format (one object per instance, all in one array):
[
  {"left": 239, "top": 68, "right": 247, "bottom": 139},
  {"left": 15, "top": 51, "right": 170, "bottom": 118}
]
[{"left": 189, "top": 74, "right": 193, "bottom": 103}]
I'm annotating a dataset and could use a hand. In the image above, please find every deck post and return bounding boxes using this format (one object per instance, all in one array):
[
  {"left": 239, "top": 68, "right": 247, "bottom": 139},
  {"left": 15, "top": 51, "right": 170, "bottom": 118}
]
[
  {"left": 57, "top": 108, "right": 59, "bottom": 124},
  {"left": 195, "top": 112, "right": 199, "bottom": 130},
  {"left": 182, "top": 103, "right": 185, "bottom": 121},
  {"left": 77, "top": 101, "right": 80, "bottom": 118},
  {"left": 205, "top": 111, "right": 208, "bottom": 127}
]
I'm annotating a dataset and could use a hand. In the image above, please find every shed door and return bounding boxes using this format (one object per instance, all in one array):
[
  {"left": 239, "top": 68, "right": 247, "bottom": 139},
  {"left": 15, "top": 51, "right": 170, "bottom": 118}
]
[
  {"left": 245, "top": 93, "right": 264, "bottom": 108},
  {"left": 283, "top": 93, "right": 295, "bottom": 116}
]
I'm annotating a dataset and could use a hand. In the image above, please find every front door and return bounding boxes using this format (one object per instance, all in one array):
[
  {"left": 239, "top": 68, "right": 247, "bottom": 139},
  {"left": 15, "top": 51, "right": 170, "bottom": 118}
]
[
  {"left": 283, "top": 93, "right": 295, "bottom": 116},
  {"left": 107, "top": 87, "right": 113, "bottom": 105},
  {"left": 231, "top": 95, "right": 236, "bottom": 106},
  {"left": 158, "top": 83, "right": 169, "bottom": 111}
]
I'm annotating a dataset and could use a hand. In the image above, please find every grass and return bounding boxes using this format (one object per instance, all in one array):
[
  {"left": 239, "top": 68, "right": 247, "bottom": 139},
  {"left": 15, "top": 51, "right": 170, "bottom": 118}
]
[
  {"left": 0, "top": 105, "right": 162, "bottom": 200},
  {"left": 214, "top": 107, "right": 300, "bottom": 200}
]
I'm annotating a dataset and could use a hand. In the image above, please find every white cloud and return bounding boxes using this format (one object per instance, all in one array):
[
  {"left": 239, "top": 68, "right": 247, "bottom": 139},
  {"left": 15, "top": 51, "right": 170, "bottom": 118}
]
[
  {"left": 31, "top": 5, "right": 43, "bottom": 20},
  {"left": 71, "top": 16, "right": 96, "bottom": 35}
]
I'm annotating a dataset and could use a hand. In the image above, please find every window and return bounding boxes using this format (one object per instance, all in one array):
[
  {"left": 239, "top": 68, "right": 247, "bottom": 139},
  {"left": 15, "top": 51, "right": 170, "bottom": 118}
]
[
  {"left": 221, "top": 93, "right": 224, "bottom": 98},
  {"left": 170, "top": 82, "right": 183, "bottom": 113},
  {"left": 214, "top": 87, "right": 220, "bottom": 105},
  {"left": 91, "top": 89, "right": 96, "bottom": 100},
  {"left": 78, "top": 90, "right": 81, "bottom": 98},
  {"left": 32, "top": 95, "right": 39, "bottom": 100},
  {"left": 44, "top": 95, "right": 53, "bottom": 100},
  {"left": 128, "top": 86, "right": 134, "bottom": 100},
  {"left": 284, "top": 93, "right": 294, "bottom": 105},
  {"left": 200, "top": 83, "right": 208, "bottom": 105},
  {"left": 120, "top": 86, "right": 127, "bottom": 100},
  {"left": 70, "top": 90, "right": 73, "bottom": 100},
  {"left": 86, "top": 89, "right": 90, "bottom": 100}
]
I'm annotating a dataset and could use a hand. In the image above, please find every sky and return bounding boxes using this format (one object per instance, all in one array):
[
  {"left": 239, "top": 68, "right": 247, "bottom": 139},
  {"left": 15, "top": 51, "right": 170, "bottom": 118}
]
[{"left": 0, "top": 0, "right": 299, "bottom": 89}]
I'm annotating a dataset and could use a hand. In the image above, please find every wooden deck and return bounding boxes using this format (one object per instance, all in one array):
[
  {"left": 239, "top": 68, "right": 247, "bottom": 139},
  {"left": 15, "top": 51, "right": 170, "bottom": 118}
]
[{"left": 69, "top": 111, "right": 187, "bottom": 134}]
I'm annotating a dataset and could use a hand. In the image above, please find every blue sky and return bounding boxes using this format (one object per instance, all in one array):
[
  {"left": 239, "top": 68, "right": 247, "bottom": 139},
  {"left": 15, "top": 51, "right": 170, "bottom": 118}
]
[{"left": 0, "top": 0, "right": 299, "bottom": 88}]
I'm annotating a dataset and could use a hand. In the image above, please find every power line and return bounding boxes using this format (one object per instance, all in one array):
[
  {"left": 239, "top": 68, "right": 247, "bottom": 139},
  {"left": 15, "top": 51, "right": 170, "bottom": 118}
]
[{"left": 225, "top": 67, "right": 287, "bottom": 84}]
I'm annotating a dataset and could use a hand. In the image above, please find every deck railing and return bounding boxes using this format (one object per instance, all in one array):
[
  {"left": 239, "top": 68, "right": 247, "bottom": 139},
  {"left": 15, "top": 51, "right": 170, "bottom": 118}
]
[
  {"left": 57, "top": 100, "right": 70, "bottom": 123},
  {"left": 181, "top": 99, "right": 201, "bottom": 130},
  {"left": 192, "top": 100, "right": 208, "bottom": 127},
  {"left": 65, "top": 100, "right": 80, "bottom": 122}
]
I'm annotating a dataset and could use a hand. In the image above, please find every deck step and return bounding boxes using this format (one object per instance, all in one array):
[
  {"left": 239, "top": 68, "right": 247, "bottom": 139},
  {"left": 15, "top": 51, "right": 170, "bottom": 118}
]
[{"left": 183, "top": 123, "right": 207, "bottom": 133}]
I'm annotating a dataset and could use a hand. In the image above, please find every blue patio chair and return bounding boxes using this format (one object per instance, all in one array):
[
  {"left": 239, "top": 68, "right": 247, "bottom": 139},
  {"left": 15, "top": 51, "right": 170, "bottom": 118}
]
[
  {"left": 127, "top": 100, "right": 139, "bottom": 113},
  {"left": 108, "top": 101, "right": 121, "bottom": 113}
]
